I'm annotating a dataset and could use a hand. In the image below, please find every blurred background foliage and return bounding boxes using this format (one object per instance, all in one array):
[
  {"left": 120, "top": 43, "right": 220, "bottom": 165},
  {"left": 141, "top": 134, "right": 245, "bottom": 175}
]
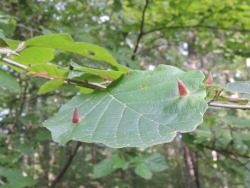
[{"left": 0, "top": 0, "right": 250, "bottom": 187}]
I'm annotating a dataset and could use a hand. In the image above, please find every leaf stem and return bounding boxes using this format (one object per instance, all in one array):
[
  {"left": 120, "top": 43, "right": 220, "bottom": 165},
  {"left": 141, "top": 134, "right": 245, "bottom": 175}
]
[
  {"left": 1, "top": 57, "right": 106, "bottom": 89},
  {"left": 208, "top": 102, "right": 250, "bottom": 110},
  {"left": 207, "top": 89, "right": 223, "bottom": 104},
  {"left": 1, "top": 57, "right": 28, "bottom": 70}
]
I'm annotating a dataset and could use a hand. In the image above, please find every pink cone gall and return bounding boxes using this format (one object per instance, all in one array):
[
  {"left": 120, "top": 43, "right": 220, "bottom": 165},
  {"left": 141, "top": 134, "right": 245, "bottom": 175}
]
[
  {"left": 205, "top": 72, "right": 213, "bottom": 84},
  {"left": 72, "top": 107, "right": 79, "bottom": 124},
  {"left": 178, "top": 79, "right": 189, "bottom": 96}
]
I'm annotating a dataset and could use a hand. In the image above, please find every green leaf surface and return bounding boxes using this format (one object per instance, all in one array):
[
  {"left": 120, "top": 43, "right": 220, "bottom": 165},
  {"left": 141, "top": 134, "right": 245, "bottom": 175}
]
[
  {"left": 93, "top": 154, "right": 128, "bottom": 178},
  {"left": 217, "top": 81, "right": 250, "bottom": 94},
  {"left": 24, "top": 33, "right": 128, "bottom": 71},
  {"left": 93, "top": 158, "right": 114, "bottom": 178},
  {"left": 0, "top": 68, "right": 20, "bottom": 93},
  {"left": 220, "top": 116, "right": 250, "bottom": 128},
  {"left": 38, "top": 79, "right": 64, "bottom": 95},
  {"left": 43, "top": 65, "right": 207, "bottom": 148},
  {"left": 135, "top": 163, "right": 153, "bottom": 180},
  {"left": 73, "top": 67, "right": 123, "bottom": 80},
  {"left": 12, "top": 47, "right": 54, "bottom": 65},
  {"left": 144, "top": 153, "right": 167, "bottom": 172},
  {"left": 0, "top": 37, "right": 18, "bottom": 55},
  {"left": 27, "top": 64, "right": 67, "bottom": 77}
]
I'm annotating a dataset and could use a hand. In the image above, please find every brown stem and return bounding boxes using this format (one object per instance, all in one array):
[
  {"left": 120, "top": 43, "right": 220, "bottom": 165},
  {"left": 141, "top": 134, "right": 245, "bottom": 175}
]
[
  {"left": 131, "top": 0, "right": 149, "bottom": 60},
  {"left": 1, "top": 57, "right": 106, "bottom": 89},
  {"left": 207, "top": 89, "right": 224, "bottom": 104},
  {"left": 1, "top": 57, "right": 28, "bottom": 70},
  {"left": 49, "top": 142, "right": 81, "bottom": 188}
]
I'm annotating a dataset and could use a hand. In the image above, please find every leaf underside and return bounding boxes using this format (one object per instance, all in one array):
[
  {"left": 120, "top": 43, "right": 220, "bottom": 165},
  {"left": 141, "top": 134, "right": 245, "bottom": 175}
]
[{"left": 43, "top": 65, "right": 207, "bottom": 148}]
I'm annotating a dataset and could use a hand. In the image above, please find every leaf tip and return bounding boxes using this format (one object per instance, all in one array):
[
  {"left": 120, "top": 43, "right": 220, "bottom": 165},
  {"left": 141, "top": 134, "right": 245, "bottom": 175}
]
[{"left": 178, "top": 79, "right": 189, "bottom": 96}]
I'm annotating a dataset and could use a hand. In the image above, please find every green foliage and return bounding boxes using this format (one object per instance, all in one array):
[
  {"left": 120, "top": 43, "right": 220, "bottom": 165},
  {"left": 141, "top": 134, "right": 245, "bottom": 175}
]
[
  {"left": 94, "top": 154, "right": 128, "bottom": 178},
  {"left": 44, "top": 65, "right": 207, "bottom": 147},
  {"left": 0, "top": 0, "right": 250, "bottom": 187},
  {"left": 0, "top": 68, "right": 20, "bottom": 92}
]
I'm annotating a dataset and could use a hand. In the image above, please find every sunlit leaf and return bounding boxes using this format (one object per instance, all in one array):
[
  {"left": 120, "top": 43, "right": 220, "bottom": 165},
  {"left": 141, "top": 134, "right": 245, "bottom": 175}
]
[
  {"left": 44, "top": 65, "right": 207, "bottom": 148},
  {"left": 38, "top": 79, "right": 64, "bottom": 95},
  {"left": 24, "top": 33, "right": 128, "bottom": 71}
]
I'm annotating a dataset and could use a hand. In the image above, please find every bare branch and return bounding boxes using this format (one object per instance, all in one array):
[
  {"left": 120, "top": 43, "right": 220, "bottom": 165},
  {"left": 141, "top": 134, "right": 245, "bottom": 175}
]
[
  {"left": 49, "top": 142, "right": 81, "bottom": 188},
  {"left": 1, "top": 57, "right": 28, "bottom": 70},
  {"left": 131, "top": 0, "right": 149, "bottom": 60},
  {"left": 1, "top": 57, "right": 106, "bottom": 89}
]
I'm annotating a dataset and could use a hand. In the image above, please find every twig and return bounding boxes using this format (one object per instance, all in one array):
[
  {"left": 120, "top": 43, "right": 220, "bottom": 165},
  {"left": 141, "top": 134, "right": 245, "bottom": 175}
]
[
  {"left": 1, "top": 57, "right": 28, "bottom": 70},
  {"left": 49, "top": 142, "right": 81, "bottom": 188},
  {"left": 1, "top": 57, "right": 106, "bottom": 89},
  {"left": 208, "top": 102, "right": 250, "bottom": 110},
  {"left": 207, "top": 89, "right": 223, "bottom": 104},
  {"left": 131, "top": 0, "right": 149, "bottom": 60},
  {"left": 144, "top": 25, "right": 250, "bottom": 35},
  {"left": 16, "top": 23, "right": 42, "bottom": 34}
]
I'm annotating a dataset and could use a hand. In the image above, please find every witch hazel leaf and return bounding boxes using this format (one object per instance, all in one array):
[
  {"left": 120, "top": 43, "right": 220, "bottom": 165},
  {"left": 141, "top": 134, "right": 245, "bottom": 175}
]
[{"left": 43, "top": 65, "right": 207, "bottom": 148}]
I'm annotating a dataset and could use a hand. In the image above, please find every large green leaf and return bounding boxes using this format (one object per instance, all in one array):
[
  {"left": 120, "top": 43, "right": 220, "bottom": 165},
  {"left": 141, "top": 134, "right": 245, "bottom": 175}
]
[{"left": 43, "top": 65, "right": 207, "bottom": 148}]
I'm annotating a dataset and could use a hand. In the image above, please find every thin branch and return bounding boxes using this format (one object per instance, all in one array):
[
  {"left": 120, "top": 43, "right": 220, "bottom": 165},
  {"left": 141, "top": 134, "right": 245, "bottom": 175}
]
[
  {"left": 207, "top": 89, "right": 224, "bottom": 105},
  {"left": 1, "top": 57, "right": 106, "bottom": 89},
  {"left": 1, "top": 57, "right": 28, "bottom": 70},
  {"left": 49, "top": 142, "right": 81, "bottom": 188},
  {"left": 131, "top": 0, "right": 149, "bottom": 60},
  {"left": 208, "top": 102, "right": 250, "bottom": 110},
  {"left": 16, "top": 23, "right": 43, "bottom": 34},
  {"left": 144, "top": 25, "right": 250, "bottom": 35}
]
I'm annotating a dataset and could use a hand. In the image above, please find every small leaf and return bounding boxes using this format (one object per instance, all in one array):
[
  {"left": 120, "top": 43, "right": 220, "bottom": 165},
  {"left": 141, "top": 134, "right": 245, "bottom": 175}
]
[
  {"left": 144, "top": 153, "right": 167, "bottom": 172},
  {"left": 93, "top": 158, "right": 114, "bottom": 178},
  {"left": 178, "top": 79, "right": 189, "bottom": 96},
  {"left": 0, "top": 68, "right": 20, "bottom": 93},
  {"left": 37, "top": 79, "right": 64, "bottom": 95},
  {"left": 135, "top": 163, "right": 153, "bottom": 180}
]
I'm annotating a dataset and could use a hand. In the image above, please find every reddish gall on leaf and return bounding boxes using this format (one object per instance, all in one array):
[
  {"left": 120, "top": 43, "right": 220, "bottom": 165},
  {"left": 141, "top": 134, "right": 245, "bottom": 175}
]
[
  {"left": 205, "top": 72, "right": 213, "bottom": 84},
  {"left": 72, "top": 107, "right": 79, "bottom": 124},
  {"left": 178, "top": 79, "right": 189, "bottom": 96}
]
